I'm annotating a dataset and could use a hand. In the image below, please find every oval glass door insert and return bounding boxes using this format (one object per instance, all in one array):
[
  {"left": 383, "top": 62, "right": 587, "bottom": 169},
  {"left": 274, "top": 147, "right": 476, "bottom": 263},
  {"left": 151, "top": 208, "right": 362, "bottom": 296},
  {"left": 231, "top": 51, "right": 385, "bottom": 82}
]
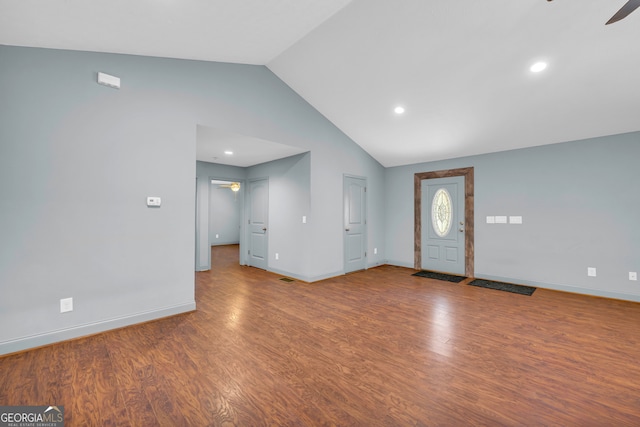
[{"left": 432, "top": 188, "right": 452, "bottom": 237}]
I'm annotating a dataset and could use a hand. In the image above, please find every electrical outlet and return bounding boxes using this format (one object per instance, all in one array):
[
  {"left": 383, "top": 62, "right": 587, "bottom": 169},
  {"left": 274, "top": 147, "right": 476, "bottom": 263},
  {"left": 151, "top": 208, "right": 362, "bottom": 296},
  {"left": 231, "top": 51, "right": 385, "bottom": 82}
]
[
  {"left": 215, "top": 234, "right": 219, "bottom": 239},
  {"left": 630, "top": 272, "right": 637, "bottom": 281},
  {"left": 495, "top": 216, "right": 508, "bottom": 224},
  {"left": 509, "top": 216, "right": 523, "bottom": 224},
  {"left": 587, "top": 267, "right": 597, "bottom": 277},
  {"left": 275, "top": 253, "right": 279, "bottom": 260},
  {"left": 60, "top": 297, "right": 73, "bottom": 313},
  {"left": 374, "top": 248, "right": 377, "bottom": 255}
]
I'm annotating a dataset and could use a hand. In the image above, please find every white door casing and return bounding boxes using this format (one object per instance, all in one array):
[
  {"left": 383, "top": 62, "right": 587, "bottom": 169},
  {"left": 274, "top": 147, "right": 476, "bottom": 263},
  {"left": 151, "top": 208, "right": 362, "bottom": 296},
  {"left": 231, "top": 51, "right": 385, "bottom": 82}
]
[
  {"left": 344, "top": 175, "right": 367, "bottom": 273},
  {"left": 248, "top": 178, "right": 268, "bottom": 270}
]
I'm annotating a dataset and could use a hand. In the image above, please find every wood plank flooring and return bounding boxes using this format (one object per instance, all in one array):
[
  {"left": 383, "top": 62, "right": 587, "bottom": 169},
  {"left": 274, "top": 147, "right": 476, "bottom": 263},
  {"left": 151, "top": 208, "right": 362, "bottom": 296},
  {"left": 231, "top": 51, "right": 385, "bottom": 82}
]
[{"left": 2, "top": 244, "right": 640, "bottom": 425}]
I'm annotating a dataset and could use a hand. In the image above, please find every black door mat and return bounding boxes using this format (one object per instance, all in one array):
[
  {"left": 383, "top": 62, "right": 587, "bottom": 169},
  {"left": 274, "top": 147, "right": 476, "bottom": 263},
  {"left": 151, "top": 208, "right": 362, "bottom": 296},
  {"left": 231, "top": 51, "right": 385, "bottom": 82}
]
[
  {"left": 412, "top": 270, "right": 467, "bottom": 283},
  {"left": 468, "top": 279, "right": 536, "bottom": 296}
]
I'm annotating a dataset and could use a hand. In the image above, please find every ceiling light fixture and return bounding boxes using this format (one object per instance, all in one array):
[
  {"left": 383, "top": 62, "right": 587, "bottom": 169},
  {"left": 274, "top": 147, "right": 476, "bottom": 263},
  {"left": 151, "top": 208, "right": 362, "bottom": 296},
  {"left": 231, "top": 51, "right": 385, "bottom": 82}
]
[
  {"left": 530, "top": 61, "right": 548, "bottom": 73},
  {"left": 215, "top": 181, "right": 241, "bottom": 198},
  {"left": 394, "top": 106, "right": 405, "bottom": 114}
]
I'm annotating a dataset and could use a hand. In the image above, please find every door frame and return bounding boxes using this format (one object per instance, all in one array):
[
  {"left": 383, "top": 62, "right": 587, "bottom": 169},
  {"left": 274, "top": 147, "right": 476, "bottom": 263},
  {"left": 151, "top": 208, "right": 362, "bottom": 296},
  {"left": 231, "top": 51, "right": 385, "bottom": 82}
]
[
  {"left": 343, "top": 174, "right": 368, "bottom": 273},
  {"left": 209, "top": 177, "right": 246, "bottom": 265},
  {"left": 246, "top": 177, "right": 269, "bottom": 270},
  {"left": 414, "top": 167, "right": 474, "bottom": 276}
]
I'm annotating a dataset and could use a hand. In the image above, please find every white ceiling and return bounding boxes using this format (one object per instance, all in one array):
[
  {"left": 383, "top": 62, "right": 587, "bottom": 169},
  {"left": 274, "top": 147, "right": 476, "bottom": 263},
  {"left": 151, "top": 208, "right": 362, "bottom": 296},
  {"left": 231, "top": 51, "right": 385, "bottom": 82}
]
[
  {"left": 2, "top": 0, "right": 639, "bottom": 167},
  {"left": 0, "top": 0, "right": 352, "bottom": 65},
  {"left": 197, "top": 126, "right": 308, "bottom": 167}
]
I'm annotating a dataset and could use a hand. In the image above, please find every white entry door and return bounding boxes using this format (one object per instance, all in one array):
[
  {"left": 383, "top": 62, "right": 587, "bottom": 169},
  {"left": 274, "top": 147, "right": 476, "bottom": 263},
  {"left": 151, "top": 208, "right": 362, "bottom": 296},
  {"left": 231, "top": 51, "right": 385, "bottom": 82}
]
[
  {"left": 248, "top": 178, "right": 268, "bottom": 270},
  {"left": 344, "top": 176, "right": 367, "bottom": 273},
  {"left": 422, "top": 176, "right": 465, "bottom": 275}
]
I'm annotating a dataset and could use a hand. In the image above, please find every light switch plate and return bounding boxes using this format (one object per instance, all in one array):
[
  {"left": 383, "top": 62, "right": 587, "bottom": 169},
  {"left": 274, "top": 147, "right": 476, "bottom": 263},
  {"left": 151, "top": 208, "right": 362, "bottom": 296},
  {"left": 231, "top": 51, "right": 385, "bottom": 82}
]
[
  {"left": 630, "top": 272, "right": 637, "bottom": 281},
  {"left": 588, "top": 267, "right": 597, "bottom": 277},
  {"left": 509, "top": 216, "right": 523, "bottom": 224},
  {"left": 486, "top": 216, "right": 495, "bottom": 224},
  {"left": 495, "top": 216, "right": 507, "bottom": 224}
]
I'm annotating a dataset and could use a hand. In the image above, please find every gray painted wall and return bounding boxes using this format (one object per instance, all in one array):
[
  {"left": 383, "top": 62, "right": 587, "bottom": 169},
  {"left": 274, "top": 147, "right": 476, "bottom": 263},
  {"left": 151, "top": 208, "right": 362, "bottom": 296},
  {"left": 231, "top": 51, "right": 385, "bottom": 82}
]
[
  {"left": 385, "top": 132, "right": 640, "bottom": 301},
  {"left": 196, "top": 153, "right": 313, "bottom": 280},
  {"left": 247, "top": 153, "right": 311, "bottom": 279},
  {"left": 209, "top": 184, "right": 241, "bottom": 246},
  {"left": 1, "top": 45, "right": 385, "bottom": 354},
  {"left": 0, "top": 46, "right": 197, "bottom": 354}
]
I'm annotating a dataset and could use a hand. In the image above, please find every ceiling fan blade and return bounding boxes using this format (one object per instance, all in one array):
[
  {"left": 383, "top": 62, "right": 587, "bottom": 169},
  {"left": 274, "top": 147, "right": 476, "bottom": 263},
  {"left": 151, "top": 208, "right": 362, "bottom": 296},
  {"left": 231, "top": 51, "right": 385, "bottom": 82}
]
[{"left": 606, "top": 0, "right": 640, "bottom": 24}]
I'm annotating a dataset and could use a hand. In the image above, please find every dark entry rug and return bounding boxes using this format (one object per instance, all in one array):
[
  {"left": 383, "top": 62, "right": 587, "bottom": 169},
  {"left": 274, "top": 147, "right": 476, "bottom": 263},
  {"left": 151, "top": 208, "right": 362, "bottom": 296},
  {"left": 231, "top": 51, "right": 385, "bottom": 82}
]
[
  {"left": 468, "top": 279, "right": 536, "bottom": 296},
  {"left": 412, "top": 270, "right": 467, "bottom": 283}
]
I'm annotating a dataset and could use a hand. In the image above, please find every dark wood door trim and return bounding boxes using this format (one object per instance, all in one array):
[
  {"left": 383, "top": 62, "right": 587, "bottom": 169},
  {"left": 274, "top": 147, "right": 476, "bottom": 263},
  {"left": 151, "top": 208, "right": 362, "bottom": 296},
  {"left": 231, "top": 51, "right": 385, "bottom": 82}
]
[{"left": 414, "top": 167, "right": 474, "bottom": 276}]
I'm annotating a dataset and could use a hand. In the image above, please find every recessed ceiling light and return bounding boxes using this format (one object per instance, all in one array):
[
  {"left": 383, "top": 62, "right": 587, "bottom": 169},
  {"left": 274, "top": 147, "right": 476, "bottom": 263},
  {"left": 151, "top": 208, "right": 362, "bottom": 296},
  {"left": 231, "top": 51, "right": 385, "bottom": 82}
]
[
  {"left": 530, "top": 61, "right": 548, "bottom": 73},
  {"left": 394, "top": 106, "right": 405, "bottom": 114},
  {"left": 224, "top": 150, "right": 233, "bottom": 155}
]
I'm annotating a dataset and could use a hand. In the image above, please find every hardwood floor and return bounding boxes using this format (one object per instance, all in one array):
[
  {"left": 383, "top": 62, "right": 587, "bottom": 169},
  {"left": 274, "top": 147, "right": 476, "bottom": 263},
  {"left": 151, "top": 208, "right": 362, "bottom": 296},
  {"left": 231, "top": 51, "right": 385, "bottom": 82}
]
[{"left": 2, "top": 244, "right": 640, "bottom": 425}]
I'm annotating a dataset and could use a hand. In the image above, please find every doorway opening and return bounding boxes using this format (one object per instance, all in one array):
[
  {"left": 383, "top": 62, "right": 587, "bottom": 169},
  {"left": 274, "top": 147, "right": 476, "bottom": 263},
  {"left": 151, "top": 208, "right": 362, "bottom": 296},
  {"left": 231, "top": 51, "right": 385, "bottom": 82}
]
[
  {"left": 209, "top": 179, "right": 243, "bottom": 248},
  {"left": 414, "top": 167, "right": 474, "bottom": 277},
  {"left": 195, "top": 176, "right": 245, "bottom": 272}
]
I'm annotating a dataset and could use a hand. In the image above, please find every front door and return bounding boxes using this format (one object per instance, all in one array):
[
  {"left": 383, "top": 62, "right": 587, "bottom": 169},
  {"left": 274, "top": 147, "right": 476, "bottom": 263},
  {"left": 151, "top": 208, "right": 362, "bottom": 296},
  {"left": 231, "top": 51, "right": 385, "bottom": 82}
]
[
  {"left": 248, "top": 178, "right": 268, "bottom": 270},
  {"left": 422, "top": 176, "right": 465, "bottom": 275},
  {"left": 344, "top": 176, "right": 367, "bottom": 273}
]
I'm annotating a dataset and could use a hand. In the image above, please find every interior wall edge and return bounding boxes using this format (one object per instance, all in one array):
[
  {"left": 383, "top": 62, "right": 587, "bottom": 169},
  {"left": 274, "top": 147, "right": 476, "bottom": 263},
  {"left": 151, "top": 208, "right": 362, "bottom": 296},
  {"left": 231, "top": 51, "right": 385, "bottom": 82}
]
[{"left": 267, "top": 266, "right": 346, "bottom": 283}]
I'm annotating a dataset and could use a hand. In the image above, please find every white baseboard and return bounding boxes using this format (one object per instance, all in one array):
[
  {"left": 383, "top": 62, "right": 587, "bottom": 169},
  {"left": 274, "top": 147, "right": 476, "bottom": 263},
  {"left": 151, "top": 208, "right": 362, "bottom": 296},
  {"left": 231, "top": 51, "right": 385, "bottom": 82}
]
[
  {"left": 0, "top": 301, "right": 196, "bottom": 356},
  {"left": 385, "top": 259, "right": 415, "bottom": 269},
  {"left": 475, "top": 274, "right": 640, "bottom": 303},
  {"left": 268, "top": 266, "right": 345, "bottom": 283}
]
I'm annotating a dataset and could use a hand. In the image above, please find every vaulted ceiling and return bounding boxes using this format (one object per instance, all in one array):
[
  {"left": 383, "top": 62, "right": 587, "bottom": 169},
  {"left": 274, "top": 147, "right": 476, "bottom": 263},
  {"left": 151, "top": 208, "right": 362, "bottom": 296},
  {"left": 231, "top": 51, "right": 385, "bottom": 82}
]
[{"left": 2, "top": 0, "right": 639, "bottom": 167}]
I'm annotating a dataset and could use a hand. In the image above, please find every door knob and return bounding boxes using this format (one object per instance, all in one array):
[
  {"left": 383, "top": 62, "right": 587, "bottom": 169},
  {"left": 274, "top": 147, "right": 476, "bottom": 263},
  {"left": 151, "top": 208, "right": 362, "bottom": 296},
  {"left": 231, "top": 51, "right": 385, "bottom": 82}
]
[
  {"left": 459, "top": 228, "right": 464, "bottom": 232},
  {"left": 262, "top": 227, "right": 267, "bottom": 231},
  {"left": 345, "top": 228, "right": 350, "bottom": 232}
]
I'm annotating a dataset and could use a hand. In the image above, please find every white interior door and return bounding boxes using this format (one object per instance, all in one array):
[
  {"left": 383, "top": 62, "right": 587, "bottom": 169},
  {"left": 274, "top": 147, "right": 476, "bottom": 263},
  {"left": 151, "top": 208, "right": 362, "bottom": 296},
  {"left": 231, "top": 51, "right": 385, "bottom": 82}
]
[
  {"left": 344, "top": 176, "right": 367, "bottom": 273},
  {"left": 422, "top": 176, "right": 465, "bottom": 275},
  {"left": 248, "top": 178, "right": 268, "bottom": 270}
]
